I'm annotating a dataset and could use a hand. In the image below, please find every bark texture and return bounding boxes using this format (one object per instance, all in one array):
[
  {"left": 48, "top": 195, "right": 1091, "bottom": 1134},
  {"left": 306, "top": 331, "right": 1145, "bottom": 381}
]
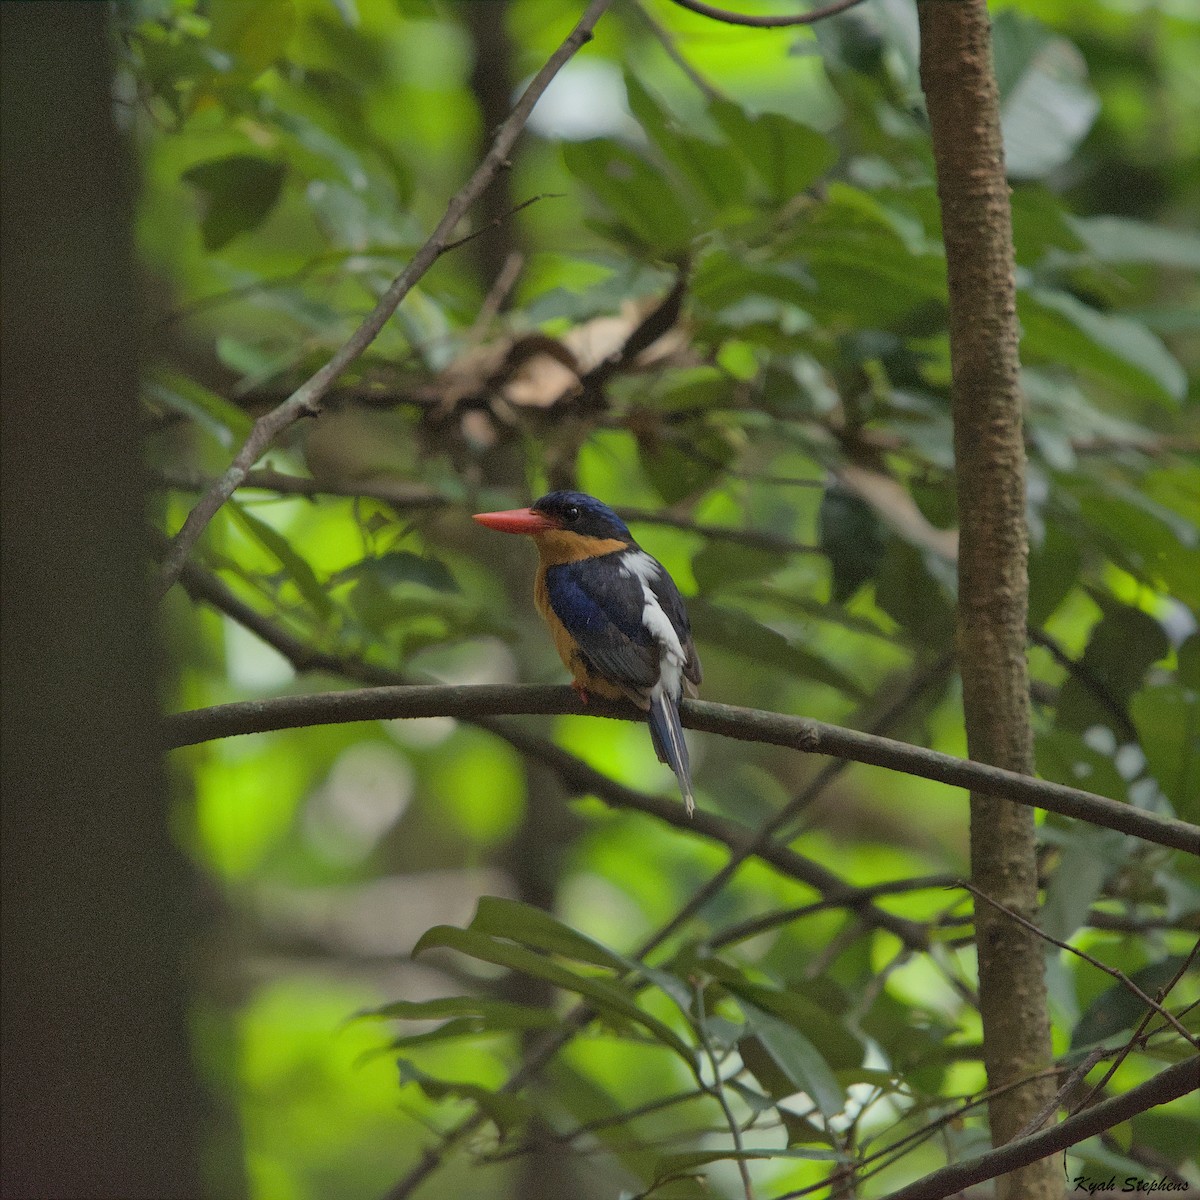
[
  {"left": 917, "top": 3, "right": 1058, "bottom": 1198},
  {"left": 0, "top": 5, "right": 210, "bottom": 1197}
]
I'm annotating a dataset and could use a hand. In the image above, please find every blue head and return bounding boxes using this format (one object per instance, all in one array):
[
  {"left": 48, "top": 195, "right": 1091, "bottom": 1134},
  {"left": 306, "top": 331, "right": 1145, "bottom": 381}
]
[{"left": 530, "top": 491, "right": 633, "bottom": 543}]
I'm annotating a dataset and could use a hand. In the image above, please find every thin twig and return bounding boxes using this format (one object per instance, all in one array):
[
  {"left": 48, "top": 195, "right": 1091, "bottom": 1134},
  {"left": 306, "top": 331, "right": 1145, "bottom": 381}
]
[
  {"left": 631, "top": 1, "right": 727, "bottom": 101},
  {"left": 693, "top": 982, "right": 755, "bottom": 1200},
  {"left": 666, "top": 0, "right": 869, "bottom": 29},
  {"left": 465, "top": 251, "right": 525, "bottom": 347},
  {"left": 1011, "top": 1047, "right": 1107, "bottom": 1140},
  {"left": 785, "top": 1024, "right": 1193, "bottom": 1200},
  {"left": 154, "top": 0, "right": 614, "bottom": 600},
  {"left": 438, "top": 193, "right": 561, "bottom": 256},
  {"left": 154, "top": 467, "right": 451, "bottom": 511},
  {"left": 616, "top": 507, "right": 819, "bottom": 555},
  {"left": 709, "top": 874, "right": 957, "bottom": 950},
  {"left": 1068, "top": 941, "right": 1200, "bottom": 1116},
  {"left": 481, "top": 1082, "right": 713, "bottom": 1164},
  {"left": 779, "top": 1061, "right": 1068, "bottom": 1199},
  {"left": 1027, "top": 626, "right": 1138, "bottom": 743},
  {"left": 150, "top": 246, "right": 412, "bottom": 331},
  {"left": 958, "top": 881, "right": 1200, "bottom": 1049}
]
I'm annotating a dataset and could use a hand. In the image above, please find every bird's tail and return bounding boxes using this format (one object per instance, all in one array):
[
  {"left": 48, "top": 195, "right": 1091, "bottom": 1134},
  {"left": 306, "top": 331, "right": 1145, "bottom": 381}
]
[{"left": 648, "top": 691, "right": 694, "bottom": 816}]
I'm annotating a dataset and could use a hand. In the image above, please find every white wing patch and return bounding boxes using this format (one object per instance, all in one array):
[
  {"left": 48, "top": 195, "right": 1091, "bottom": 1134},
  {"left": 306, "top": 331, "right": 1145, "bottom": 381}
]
[{"left": 619, "top": 550, "right": 686, "bottom": 703}]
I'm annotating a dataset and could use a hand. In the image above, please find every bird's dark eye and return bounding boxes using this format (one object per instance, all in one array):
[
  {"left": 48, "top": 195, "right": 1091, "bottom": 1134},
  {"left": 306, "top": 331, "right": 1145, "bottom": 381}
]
[{"left": 563, "top": 505, "right": 580, "bottom": 522}]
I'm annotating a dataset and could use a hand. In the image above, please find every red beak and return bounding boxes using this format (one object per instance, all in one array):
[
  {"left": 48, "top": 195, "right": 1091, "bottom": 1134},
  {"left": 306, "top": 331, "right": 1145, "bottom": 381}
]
[{"left": 472, "top": 507, "right": 561, "bottom": 535}]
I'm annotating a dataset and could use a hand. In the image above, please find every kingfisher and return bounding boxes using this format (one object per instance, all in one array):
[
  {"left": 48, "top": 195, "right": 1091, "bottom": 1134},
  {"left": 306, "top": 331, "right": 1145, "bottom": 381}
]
[{"left": 473, "top": 491, "right": 702, "bottom": 814}]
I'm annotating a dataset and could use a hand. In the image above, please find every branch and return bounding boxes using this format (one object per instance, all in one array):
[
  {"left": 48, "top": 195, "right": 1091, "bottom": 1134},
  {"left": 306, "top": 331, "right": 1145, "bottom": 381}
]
[
  {"left": 710, "top": 874, "right": 957, "bottom": 949},
  {"left": 666, "top": 0, "right": 869, "bottom": 28},
  {"left": 153, "top": 468, "right": 452, "bottom": 513},
  {"left": 631, "top": 1, "right": 728, "bottom": 102},
  {"left": 163, "top": 550, "right": 927, "bottom": 946},
  {"left": 692, "top": 983, "right": 755, "bottom": 1200},
  {"left": 161, "top": 684, "right": 1200, "bottom": 855},
  {"left": 154, "top": 470, "right": 820, "bottom": 555},
  {"left": 874, "top": 1056, "right": 1199, "bottom": 1200},
  {"left": 153, "top": 0, "right": 614, "bottom": 600}
]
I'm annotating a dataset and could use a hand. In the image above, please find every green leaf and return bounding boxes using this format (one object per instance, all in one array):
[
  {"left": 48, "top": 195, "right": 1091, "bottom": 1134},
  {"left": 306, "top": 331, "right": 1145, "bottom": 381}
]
[
  {"left": 788, "top": 185, "right": 948, "bottom": 326},
  {"left": 647, "top": 367, "right": 732, "bottom": 415},
  {"left": 1028, "top": 520, "right": 1082, "bottom": 626},
  {"left": 1011, "top": 184, "right": 1086, "bottom": 264},
  {"left": 1069, "top": 956, "right": 1192, "bottom": 1050},
  {"left": 1132, "top": 682, "right": 1199, "bottom": 821},
  {"left": 145, "top": 369, "right": 253, "bottom": 446},
  {"left": 1041, "top": 826, "right": 1128, "bottom": 943},
  {"left": 691, "top": 540, "right": 787, "bottom": 598},
  {"left": 412, "top": 925, "right": 693, "bottom": 1060},
  {"left": 638, "top": 425, "right": 734, "bottom": 506},
  {"left": 361, "top": 995, "right": 559, "bottom": 1030},
  {"left": 396, "top": 1059, "right": 532, "bottom": 1136},
  {"left": 542, "top": 1061, "right": 658, "bottom": 1180},
  {"left": 562, "top": 139, "right": 698, "bottom": 254},
  {"left": 340, "top": 551, "right": 459, "bottom": 593},
  {"left": 688, "top": 600, "right": 867, "bottom": 699},
  {"left": 992, "top": 11, "right": 1098, "bottom": 179},
  {"left": 226, "top": 501, "right": 333, "bottom": 620},
  {"left": 469, "top": 897, "right": 632, "bottom": 973},
  {"left": 709, "top": 100, "right": 837, "bottom": 205},
  {"left": 182, "top": 155, "right": 287, "bottom": 251},
  {"left": 624, "top": 74, "right": 749, "bottom": 217},
  {"left": 818, "top": 486, "right": 888, "bottom": 603},
  {"left": 1036, "top": 728, "right": 1131, "bottom": 803},
  {"left": 1056, "top": 598, "right": 1169, "bottom": 738},
  {"left": 874, "top": 539, "right": 955, "bottom": 649},
  {"left": 1019, "top": 284, "right": 1186, "bottom": 405},
  {"left": 1072, "top": 482, "right": 1200, "bottom": 609},
  {"left": 721, "top": 978, "right": 862, "bottom": 1071},
  {"left": 738, "top": 1004, "right": 844, "bottom": 1118},
  {"left": 208, "top": 0, "right": 296, "bottom": 77},
  {"left": 1069, "top": 216, "right": 1200, "bottom": 270}
]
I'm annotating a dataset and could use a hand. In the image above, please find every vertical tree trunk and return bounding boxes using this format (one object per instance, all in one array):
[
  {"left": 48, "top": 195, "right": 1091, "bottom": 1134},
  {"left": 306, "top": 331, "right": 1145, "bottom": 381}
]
[
  {"left": 0, "top": 5, "right": 211, "bottom": 1197},
  {"left": 917, "top": 4, "right": 1058, "bottom": 1198}
]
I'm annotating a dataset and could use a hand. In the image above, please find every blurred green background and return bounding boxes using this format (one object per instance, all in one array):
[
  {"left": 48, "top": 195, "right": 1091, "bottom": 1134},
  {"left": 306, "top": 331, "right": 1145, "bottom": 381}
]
[{"left": 126, "top": 0, "right": 1198, "bottom": 1195}]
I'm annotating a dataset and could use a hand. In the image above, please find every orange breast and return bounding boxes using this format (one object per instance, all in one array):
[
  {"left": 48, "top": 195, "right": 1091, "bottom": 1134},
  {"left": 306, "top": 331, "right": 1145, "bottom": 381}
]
[{"left": 531, "top": 530, "right": 629, "bottom": 566}]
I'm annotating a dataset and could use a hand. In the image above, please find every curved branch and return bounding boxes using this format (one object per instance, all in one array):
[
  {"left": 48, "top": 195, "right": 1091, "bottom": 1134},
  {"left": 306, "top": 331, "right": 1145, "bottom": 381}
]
[
  {"left": 153, "top": 0, "right": 614, "bottom": 599},
  {"left": 161, "top": 684, "right": 1200, "bottom": 854},
  {"left": 666, "top": 0, "right": 868, "bottom": 28},
  {"left": 875, "top": 1056, "right": 1199, "bottom": 1200}
]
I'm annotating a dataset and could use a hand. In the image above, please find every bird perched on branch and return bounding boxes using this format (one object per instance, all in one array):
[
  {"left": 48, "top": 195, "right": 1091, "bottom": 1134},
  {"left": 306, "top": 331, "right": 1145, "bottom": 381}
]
[{"left": 473, "top": 491, "right": 702, "bottom": 814}]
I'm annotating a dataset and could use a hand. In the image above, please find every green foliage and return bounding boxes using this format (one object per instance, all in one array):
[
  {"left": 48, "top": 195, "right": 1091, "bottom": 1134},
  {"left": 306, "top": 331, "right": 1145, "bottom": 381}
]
[{"left": 131, "top": 0, "right": 1200, "bottom": 1195}]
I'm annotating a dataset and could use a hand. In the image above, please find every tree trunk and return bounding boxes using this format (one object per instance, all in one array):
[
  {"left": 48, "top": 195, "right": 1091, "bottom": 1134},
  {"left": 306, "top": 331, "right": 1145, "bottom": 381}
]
[
  {"left": 0, "top": 6, "right": 212, "bottom": 1197},
  {"left": 917, "top": 3, "right": 1059, "bottom": 1198}
]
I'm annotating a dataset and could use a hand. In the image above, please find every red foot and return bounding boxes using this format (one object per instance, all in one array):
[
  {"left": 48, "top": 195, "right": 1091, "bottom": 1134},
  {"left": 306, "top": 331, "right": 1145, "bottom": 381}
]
[{"left": 573, "top": 684, "right": 590, "bottom": 706}]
